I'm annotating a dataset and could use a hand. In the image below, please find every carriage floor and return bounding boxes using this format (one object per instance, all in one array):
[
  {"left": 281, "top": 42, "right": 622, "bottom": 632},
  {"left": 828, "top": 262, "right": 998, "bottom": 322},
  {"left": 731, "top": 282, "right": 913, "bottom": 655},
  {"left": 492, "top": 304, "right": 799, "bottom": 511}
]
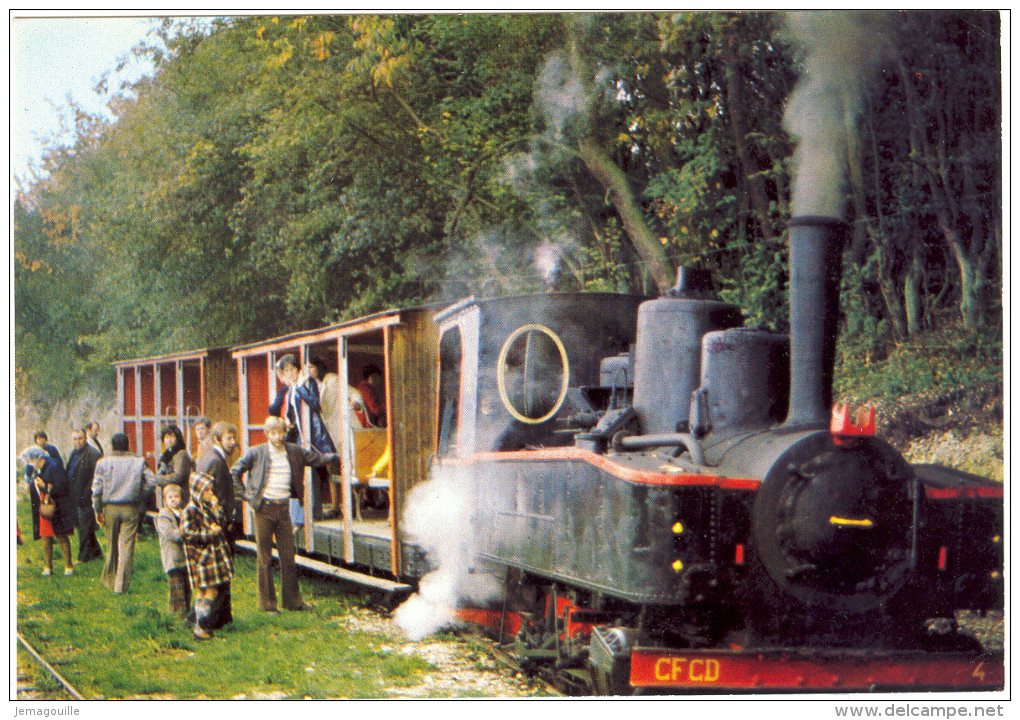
[
  {"left": 295, "top": 504, "right": 426, "bottom": 579},
  {"left": 314, "top": 516, "right": 391, "bottom": 540}
]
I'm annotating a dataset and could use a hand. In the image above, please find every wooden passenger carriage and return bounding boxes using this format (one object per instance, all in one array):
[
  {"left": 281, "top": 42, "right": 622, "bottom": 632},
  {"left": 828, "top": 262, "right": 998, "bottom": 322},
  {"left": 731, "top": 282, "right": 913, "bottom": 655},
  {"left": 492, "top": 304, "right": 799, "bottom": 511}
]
[
  {"left": 229, "top": 305, "right": 442, "bottom": 580},
  {"left": 112, "top": 347, "right": 238, "bottom": 469}
]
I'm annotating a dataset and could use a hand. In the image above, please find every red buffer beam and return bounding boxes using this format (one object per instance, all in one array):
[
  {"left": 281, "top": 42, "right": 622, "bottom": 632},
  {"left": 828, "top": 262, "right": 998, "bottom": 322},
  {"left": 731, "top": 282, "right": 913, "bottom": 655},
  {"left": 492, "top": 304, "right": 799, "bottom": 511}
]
[{"left": 629, "top": 648, "right": 1004, "bottom": 692}]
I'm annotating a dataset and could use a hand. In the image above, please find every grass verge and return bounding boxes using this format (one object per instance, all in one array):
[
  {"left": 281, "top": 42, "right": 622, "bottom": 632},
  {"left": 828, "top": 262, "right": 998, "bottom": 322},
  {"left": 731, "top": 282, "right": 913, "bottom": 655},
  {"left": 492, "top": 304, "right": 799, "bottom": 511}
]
[{"left": 14, "top": 495, "right": 518, "bottom": 699}]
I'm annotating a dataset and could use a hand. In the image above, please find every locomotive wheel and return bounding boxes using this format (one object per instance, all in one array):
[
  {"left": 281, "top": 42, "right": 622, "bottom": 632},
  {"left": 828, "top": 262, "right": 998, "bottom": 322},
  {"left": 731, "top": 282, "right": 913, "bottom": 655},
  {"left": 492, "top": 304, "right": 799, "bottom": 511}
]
[{"left": 744, "top": 433, "right": 919, "bottom": 646}]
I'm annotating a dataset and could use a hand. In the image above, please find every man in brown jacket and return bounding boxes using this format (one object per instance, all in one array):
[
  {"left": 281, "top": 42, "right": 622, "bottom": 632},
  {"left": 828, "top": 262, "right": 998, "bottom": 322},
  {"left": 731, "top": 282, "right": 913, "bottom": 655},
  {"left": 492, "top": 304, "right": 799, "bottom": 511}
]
[{"left": 229, "top": 416, "right": 338, "bottom": 612}]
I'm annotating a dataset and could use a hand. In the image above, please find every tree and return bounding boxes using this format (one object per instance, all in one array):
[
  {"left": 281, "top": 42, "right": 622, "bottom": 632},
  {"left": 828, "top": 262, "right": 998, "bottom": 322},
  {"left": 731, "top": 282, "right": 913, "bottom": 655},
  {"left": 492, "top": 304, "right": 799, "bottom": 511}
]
[
  {"left": 13, "top": 11, "right": 1000, "bottom": 412},
  {"left": 847, "top": 10, "right": 1000, "bottom": 338}
]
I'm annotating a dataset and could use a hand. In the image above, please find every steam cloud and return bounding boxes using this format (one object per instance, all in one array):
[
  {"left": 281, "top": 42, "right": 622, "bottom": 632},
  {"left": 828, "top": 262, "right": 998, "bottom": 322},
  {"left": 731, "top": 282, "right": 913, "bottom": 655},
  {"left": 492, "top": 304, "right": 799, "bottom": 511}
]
[
  {"left": 394, "top": 466, "right": 505, "bottom": 640},
  {"left": 783, "top": 11, "right": 895, "bottom": 218},
  {"left": 535, "top": 51, "right": 589, "bottom": 141}
]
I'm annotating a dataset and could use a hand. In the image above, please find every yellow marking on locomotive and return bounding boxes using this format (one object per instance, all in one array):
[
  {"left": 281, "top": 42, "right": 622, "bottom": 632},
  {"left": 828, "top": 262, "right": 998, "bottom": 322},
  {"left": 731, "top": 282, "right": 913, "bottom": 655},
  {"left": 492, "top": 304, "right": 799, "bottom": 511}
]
[
  {"left": 654, "top": 656, "right": 722, "bottom": 683},
  {"left": 829, "top": 516, "right": 874, "bottom": 528}
]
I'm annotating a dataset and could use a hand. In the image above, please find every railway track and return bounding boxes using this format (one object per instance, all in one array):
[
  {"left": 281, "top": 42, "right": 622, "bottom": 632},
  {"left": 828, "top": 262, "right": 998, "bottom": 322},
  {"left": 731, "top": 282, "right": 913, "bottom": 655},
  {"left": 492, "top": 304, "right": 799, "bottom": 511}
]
[
  {"left": 16, "top": 632, "right": 85, "bottom": 701},
  {"left": 464, "top": 634, "right": 569, "bottom": 696}
]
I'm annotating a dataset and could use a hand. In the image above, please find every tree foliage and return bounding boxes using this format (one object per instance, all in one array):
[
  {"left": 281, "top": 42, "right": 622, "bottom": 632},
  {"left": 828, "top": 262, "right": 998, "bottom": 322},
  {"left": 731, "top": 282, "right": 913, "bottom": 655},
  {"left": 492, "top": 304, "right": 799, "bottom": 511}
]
[{"left": 13, "top": 11, "right": 1001, "bottom": 404}]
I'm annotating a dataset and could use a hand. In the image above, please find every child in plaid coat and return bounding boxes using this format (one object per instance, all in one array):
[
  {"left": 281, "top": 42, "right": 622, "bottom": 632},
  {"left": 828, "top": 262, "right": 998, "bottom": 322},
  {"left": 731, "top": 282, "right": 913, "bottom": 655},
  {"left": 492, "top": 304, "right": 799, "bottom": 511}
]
[{"left": 181, "top": 472, "right": 233, "bottom": 640}]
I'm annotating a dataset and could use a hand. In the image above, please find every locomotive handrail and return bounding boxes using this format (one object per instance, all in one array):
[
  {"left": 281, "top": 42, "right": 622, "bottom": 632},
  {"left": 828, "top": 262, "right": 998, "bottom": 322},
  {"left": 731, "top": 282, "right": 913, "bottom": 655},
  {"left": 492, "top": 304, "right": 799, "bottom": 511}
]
[{"left": 613, "top": 432, "right": 704, "bottom": 466}]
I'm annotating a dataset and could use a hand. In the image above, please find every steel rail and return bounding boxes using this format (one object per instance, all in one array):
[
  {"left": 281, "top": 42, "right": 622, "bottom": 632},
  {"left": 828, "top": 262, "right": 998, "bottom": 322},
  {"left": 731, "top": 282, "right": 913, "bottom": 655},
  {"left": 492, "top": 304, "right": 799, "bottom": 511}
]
[
  {"left": 474, "top": 635, "right": 566, "bottom": 697},
  {"left": 16, "top": 631, "right": 85, "bottom": 700}
]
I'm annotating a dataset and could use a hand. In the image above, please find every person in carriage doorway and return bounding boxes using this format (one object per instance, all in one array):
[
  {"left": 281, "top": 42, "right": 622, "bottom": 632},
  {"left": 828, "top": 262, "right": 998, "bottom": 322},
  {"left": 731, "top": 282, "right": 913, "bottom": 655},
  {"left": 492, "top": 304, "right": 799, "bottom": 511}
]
[
  {"left": 308, "top": 357, "right": 344, "bottom": 519},
  {"left": 230, "top": 416, "right": 339, "bottom": 613},
  {"left": 66, "top": 428, "right": 103, "bottom": 563},
  {"left": 269, "top": 354, "right": 337, "bottom": 520},
  {"left": 354, "top": 364, "right": 386, "bottom": 428},
  {"left": 21, "top": 446, "right": 76, "bottom": 577},
  {"left": 195, "top": 421, "right": 240, "bottom": 629}
]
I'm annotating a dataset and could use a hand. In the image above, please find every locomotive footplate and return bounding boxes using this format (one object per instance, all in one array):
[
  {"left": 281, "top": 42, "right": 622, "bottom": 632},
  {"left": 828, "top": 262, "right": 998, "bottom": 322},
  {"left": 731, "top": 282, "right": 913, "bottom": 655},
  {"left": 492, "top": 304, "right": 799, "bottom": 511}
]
[{"left": 628, "top": 647, "right": 1004, "bottom": 692}]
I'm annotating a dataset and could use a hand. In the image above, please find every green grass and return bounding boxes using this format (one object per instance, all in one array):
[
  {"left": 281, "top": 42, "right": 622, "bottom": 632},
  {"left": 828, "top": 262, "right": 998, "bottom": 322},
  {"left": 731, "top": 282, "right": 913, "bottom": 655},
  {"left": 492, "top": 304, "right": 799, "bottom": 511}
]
[{"left": 15, "top": 495, "right": 539, "bottom": 699}]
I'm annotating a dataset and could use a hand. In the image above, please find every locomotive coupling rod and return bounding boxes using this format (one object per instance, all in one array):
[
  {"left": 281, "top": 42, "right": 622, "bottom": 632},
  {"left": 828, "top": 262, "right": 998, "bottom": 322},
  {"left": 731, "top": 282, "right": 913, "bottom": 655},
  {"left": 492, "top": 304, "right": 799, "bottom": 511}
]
[{"left": 614, "top": 433, "right": 704, "bottom": 465}]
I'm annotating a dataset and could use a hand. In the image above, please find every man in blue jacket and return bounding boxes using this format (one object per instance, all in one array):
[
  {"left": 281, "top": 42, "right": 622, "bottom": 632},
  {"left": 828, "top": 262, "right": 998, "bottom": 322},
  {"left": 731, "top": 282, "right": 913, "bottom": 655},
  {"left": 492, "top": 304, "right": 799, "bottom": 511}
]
[{"left": 269, "top": 354, "right": 338, "bottom": 521}]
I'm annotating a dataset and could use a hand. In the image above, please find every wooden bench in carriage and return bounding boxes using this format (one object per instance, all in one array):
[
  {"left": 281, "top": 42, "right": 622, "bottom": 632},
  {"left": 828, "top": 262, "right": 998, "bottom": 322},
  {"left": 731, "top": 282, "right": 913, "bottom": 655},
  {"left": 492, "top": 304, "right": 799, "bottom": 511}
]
[{"left": 229, "top": 305, "right": 442, "bottom": 581}]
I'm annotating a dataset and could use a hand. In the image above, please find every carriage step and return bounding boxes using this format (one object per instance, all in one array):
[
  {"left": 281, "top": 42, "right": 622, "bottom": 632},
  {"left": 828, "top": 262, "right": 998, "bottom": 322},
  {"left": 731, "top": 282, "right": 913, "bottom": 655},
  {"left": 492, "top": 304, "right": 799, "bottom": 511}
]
[{"left": 234, "top": 539, "right": 414, "bottom": 602}]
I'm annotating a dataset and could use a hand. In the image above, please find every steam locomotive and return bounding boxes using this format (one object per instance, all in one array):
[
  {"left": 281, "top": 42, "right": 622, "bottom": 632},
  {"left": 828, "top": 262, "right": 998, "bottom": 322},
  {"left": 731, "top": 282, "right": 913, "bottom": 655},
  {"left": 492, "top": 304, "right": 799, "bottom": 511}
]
[
  {"left": 431, "top": 216, "right": 1003, "bottom": 693},
  {"left": 112, "top": 214, "right": 1002, "bottom": 694}
]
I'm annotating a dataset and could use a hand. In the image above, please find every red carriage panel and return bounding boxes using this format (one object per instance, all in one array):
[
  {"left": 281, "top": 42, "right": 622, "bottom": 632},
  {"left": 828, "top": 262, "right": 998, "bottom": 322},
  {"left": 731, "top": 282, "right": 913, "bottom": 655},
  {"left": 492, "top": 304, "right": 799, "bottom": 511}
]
[
  {"left": 122, "top": 367, "right": 136, "bottom": 415},
  {"left": 139, "top": 365, "right": 155, "bottom": 416},
  {"left": 159, "top": 362, "right": 177, "bottom": 419}
]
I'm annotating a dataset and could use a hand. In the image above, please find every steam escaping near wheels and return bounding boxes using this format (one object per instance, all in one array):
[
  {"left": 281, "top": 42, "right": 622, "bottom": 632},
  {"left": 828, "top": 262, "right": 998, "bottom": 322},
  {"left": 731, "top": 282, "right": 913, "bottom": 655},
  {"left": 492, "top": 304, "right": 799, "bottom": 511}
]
[{"left": 394, "top": 465, "right": 507, "bottom": 641}]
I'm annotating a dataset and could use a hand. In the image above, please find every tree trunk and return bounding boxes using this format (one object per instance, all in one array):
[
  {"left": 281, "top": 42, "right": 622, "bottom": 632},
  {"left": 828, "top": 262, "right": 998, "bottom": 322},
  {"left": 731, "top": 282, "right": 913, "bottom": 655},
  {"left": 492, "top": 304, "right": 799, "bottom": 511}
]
[
  {"left": 953, "top": 240, "right": 979, "bottom": 329},
  {"left": 875, "top": 242, "right": 909, "bottom": 340},
  {"left": 567, "top": 17, "right": 674, "bottom": 296},
  {"left": 576, "top": 137, "right": 674, "bottom": 294},
  {"left": 722, "top": 36, "right": 774, "bottom": 242},
  {"left": 903, "top": 245, "right": 924, "bottom": 337}
]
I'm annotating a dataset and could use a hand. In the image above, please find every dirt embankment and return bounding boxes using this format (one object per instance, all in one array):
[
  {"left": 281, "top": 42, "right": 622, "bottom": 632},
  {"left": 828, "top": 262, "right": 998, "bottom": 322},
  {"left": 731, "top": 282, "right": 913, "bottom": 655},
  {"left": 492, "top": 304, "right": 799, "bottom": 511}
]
[
  {"left": 15, "top": 389, "right": 118, "bottom": 454},
  {"left": 874, "top": 384, "right": 1005, "bottom": 482}
]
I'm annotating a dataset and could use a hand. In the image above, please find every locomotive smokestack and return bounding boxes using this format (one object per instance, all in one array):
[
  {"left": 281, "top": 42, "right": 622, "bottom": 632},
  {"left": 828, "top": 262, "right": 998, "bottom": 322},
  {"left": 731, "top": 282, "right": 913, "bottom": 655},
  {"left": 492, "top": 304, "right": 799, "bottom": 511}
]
[
  {"left": 779, "top": 13, "right": 893, "bottom": 428},
  {"left": 784, "top": 216, "right": 846, "bottom": 428}
]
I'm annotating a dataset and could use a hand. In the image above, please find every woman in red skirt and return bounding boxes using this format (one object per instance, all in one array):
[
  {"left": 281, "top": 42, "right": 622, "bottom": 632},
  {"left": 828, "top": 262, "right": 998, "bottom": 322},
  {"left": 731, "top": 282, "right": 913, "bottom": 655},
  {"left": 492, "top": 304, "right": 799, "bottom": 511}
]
[{"left": 22, "top": 447, "right": 75, "bottom": 576}]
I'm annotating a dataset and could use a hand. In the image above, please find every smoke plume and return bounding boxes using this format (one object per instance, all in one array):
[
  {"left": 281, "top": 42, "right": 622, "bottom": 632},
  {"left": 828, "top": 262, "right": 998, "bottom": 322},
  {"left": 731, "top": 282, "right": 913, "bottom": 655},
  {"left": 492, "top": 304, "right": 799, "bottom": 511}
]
[
  {"left": 783, "top": 11, "right": 895, "bottom": 218},
  {"left": 535, "top": 51, "right": 589, "bottom": 141}
]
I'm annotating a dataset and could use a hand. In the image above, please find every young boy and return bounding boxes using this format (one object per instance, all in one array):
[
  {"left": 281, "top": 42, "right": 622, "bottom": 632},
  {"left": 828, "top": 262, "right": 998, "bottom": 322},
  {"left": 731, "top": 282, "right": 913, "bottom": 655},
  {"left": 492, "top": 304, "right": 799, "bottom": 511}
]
[{"left": 155, "top": 484, "right": 190, "bottom": 618}]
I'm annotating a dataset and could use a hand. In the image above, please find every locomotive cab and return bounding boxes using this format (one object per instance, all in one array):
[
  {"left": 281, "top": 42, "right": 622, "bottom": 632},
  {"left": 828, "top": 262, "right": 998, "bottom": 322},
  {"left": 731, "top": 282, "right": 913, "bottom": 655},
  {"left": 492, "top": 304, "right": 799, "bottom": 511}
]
[{"left": 433, "top": 292, "right": 646, "bottom": 458}]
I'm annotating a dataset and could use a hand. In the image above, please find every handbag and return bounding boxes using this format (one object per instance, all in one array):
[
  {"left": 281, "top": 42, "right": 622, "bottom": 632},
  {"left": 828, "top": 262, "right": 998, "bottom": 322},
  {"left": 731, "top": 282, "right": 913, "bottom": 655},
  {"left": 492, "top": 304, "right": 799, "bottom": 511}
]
[
  {"left": 36, "top": 480, "right": 55, "bottom": 519},
  {"left": 39, "top": 496, "right": 56, "bottom": 520}
]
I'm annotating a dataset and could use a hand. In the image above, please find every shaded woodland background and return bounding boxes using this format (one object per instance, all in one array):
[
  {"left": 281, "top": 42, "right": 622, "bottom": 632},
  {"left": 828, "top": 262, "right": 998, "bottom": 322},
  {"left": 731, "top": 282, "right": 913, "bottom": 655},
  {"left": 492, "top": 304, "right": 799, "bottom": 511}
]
[{"left": 14, "top": 12, "right": 1002, "bottom": 418}]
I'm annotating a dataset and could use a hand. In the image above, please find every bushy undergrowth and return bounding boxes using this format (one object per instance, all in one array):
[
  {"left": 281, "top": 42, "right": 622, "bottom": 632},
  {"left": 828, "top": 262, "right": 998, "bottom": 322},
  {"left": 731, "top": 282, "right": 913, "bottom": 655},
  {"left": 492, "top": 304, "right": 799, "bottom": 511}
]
[
  {"left": 835, "top": 321, "right": 1003, "bottom": 403},
  {"left": 834, "top": 321, "right": 1004, "bottom": 482}
]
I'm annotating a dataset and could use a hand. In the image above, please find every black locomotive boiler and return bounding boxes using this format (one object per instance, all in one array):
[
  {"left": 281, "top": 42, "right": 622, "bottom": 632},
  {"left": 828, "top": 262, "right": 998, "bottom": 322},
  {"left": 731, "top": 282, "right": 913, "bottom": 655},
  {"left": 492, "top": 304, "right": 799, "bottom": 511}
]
[{"left": 432, "top": 216, "right": 1003, "bottom": 694}]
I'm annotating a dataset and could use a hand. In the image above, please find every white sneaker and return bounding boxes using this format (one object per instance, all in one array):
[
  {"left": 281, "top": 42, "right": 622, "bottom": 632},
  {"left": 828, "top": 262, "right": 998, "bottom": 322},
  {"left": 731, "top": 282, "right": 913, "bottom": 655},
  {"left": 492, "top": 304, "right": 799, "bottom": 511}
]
[
  {"left": 64, "top": 568, "right": 73, "bottom": 576},
  {"left": 41, "top": 568, "right": 51, "bottom": 576}
]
